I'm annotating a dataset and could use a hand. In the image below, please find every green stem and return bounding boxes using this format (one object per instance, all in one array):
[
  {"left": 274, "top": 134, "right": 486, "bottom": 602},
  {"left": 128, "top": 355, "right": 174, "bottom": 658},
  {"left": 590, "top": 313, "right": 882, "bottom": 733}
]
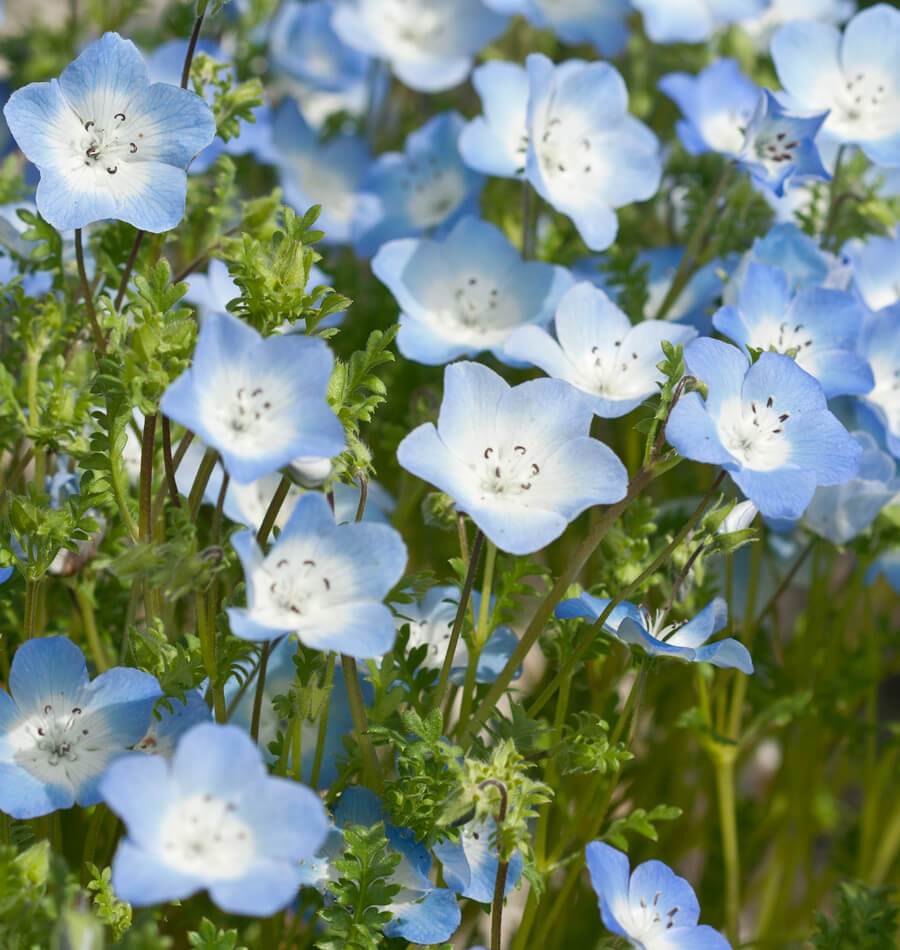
[
  {"left": 341, "top": 654, "right": 381, "bottom": 791},
  {"left": 257, "top": 474, "right": 292, "bottom": 546},
  {"left": 715, "top": 753, "right": 741, "bottom": 944},
  {"left": 187, "top": 448, "right": 218, "bottom": 519},
  {"left": 197, "top": 591, "right": 226, "bottom": 722},
  {"left": 455, "top": 539, "right": 497, "bottom": 733},
  {"left": 521, "top": 180, "right": 537, "bottom": 259},
  {"left": 25, "top": 350, "right": 45, "bottom": 495},
  {"left": 310, "top": 652, "right": 336, "bottom": 789},
  {"left": 24, "top": 578, "right": 42, "bottom": 639},
  {"left": 292, "top": 713, "right": 303, "bottom": 782},
  {"left": 75, "top": 228, "right": 105, "bottom": 352},
  {"left": 821, "top": 145, "right": 847, "bottom": 249},
  {"left": 73, "top": 584, "right": 108, "bottom": 671}
]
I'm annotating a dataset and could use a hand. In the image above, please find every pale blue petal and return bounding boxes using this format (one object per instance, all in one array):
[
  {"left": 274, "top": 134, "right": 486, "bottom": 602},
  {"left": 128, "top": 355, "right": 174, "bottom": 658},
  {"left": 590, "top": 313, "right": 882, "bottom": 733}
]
[
  {"left": 111, "top": 839, "right": 202, "bottom": 907},
  {"left": 730, "top": 467, "right": 818, "bottom": 519},
  {"left": 100, "top": 754, "right": 172, "bottom": 848},
  {"left": 629, "top": 859, "right": 700, "bottom": 928},
  {"left": 585, "top": 841, "right": 631, "bottom": 939},
  {"left": 209, "top": 859, "right": 304, "bottom": 916},
  {"left": 665, "top": 393, "right": 735, "bottom": 466},
  {"left": 384, "top": 886, "right": 461, "bottom": 943},
  {"left": 9, "top": 636, "right": 89, "bottom": 716},
  {"left": 0, "top": 761, "right": 74, "bottom": 819},
  {"left": 84, "top": 667, "right": 162, "bottom": 745},
  {"left": 694, "top": 638, "right": 754, "bottom": 673},
  {"left": 298, "top": 601, "right": 398, "bottom": 659},
  {"left": 171, "top": 723, "right": 267, "bottom": 798},
  {"left": 667, "top": 598, "right": 727, "bottom": 648}
]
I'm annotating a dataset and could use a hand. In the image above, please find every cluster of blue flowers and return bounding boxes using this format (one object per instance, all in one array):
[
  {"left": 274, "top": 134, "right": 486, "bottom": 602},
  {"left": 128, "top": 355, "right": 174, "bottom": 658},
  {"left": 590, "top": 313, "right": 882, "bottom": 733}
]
[{"left": 0, "top": 1, "right": 898, "bottom": 947}]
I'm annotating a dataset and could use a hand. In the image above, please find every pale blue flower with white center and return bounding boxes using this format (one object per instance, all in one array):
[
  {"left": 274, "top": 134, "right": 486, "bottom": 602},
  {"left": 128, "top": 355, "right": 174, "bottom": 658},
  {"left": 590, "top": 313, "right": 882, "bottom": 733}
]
[
  {"left": 847, "top": 228, "right": 900, "bottom": 313},
  {"left": 524, "top": 54, "right": 661, "bottom": 252},
  {"left": 395, "top": 585, "right": 520, "bottom": 685},
  {"left": 332, "top": 0, "right": 506, "bottom": 93},
  {"left": 3, "top": 32, "right": 215, "bottom": 233},
  {"left": 160, "top": 311, "right": 345, "bottom": 484},
  {"left": 632, "top": 0, "right": 763, "bottom": 44},
  {"left": 505, "top": 282, "right": 697, "bottom": 418},
  {"left": 483, "top": 0, "right": 630, "bottom": 56},
  {"left": 227, "top": 492, "right": 407, "bottom": 657},
  {"left": 272, "top": 99, "right": 375, "bottom": 245},
  {"left": 0, "top": 637, "right": 161, "bottom": 819},
  {"left": 397, "top": 361, "right": 628, "bottom": 555},
  {"left": 713, "top": 262, "right": 873, "bottom": 398},
  {"left": 101, "top": 723, "right": 329, "bottom": 915},
  {"left": 771, "top": 4, "right": 900, "bottom": 166},
  {"left": 330, "top": 787, "right": 461, "bottom": 943},
  {"left": 803, "top": 431, "right": 898, "bottom": 544},
  {"left": 372, "top": 216, "right": 572, "bottom": 365},
  {"left": 354, "top": 112, "right": 483, "bottom": 258},
  {"left": 739, "top": 0, "right": 856, "bottom": 49},
  {"left": 666, "top": 338, "right": 861, "bottom": 519},
  {"left": 734, "top": 223, "right": 846, "bottom": 297},
  {"left": 856, "top": 306, "right": 900, "bottom": 458},
  {"left": 134, "top": 690, "right": 211, "bottom": 758},
  {"left": 586, "top": 841, "right": 730, "bottom": 949},
  {"left": 557, "top": 595, "right": 753, "bottom": 673},
  {"left": 433, "top": 815, "right": 524, "bottom": 903},
  {"left": 660, "top": 59, "right": 760, "bottom": 157}
]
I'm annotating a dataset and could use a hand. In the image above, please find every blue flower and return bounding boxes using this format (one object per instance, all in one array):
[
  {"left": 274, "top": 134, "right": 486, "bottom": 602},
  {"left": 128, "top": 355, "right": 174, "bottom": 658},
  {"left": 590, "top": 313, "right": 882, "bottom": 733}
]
[
  {"left": 804, "top": 431, "right": 898, "bottom": 544},
  {"left": 524, "top": 54, "right": 661, "bottom": 252},
  {"left": 272, "top": 100, "right": 375, "bottom": 245},
  {"left": 3, "top": 32, "right": 215, "bottom": 232},
  {"left": 586, "top": 841, "right": 730, "bottom": 948},
  {"left": 433, "top": 815, "right": 524, "bottom": 902},
  {"left": 354, "top": 112, "right": 483, "bottom": 257},
  {"left": 160, "top": 311, "right": 345, "bottom": 484},
  {"left": 866, "top": 548, "right": 900, "bottom": 593},
  {"left": 459, "top": 60, "right": 529, "bottom": 179},
  {"left": 735, "top": 222, "right": 842, "bottom": 294},
  {"left": 227, "top": 492, "right": 407, "bottom": 657},
  {"left": 134, "top": 690, "right": 211, "bottom": 758},
  {"left": 101, "top": 722, "right": 329, "bottom": 915},
  {"left": 330, "top": 787, "right": 461, "bottom": 943},
  {"left": 713, "top": 262, "right": 873, "bottom": 398},
  {"left": 332, "top": 0, "right": 507, "bottom": 93},
  {"left": 0, "top": 637, "right": 160, "bottom": 819},
  {"left": 397, "top": 361, "right": 628, "bottom": 555},
  {"left": 632, "top": 0, "right": 763, "bottom": 44},
  {"left": 0, "top": 566, "right": 11, "bottom": 584},
  {"left": 856, "top": 306, "right": 900, "bottom": 458},
  {"left": 396, "top": 585, "right": 520, "bottom": 685},
  {"left": 484, "top": 0, "right": 630, "bottom": 56},
  {"left": 505, "top": 282, "right": 697, "bottom": 418},
  {"left": 666, "top": 338, "right": 861, "bottom": 518},
  {"left": 847, "top": 228, "right": 900, "bottom": 313},
  {"left": 557, "top": 595, "right": 753, "bottom": 673},
  {"left": 771, "top": 5, "right": 900, "bottom": 166},
  {"left": 660, "top": 59, "right": 760, "bottom": 157},
  {"left": 372, "top": 216, "right": 572, "bottom": 365}
]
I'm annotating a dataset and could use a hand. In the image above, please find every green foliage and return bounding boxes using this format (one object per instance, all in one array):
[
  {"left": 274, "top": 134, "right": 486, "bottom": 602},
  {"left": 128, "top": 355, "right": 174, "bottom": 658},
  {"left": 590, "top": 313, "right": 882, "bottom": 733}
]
[
  {"left": 191, "top": 54, "right": 264, "bottom": 144},
  {"left": 557, "top": 713, "right": 634, "bottom": 777},
  {"left": 316, "top": 824, "right": 401, "bottom": 950},
  {"left": 86, "top": 863, "right": 133, "bottom": 940},
  {"left": 812, "top": 882, "right": 899, "bottom": 949},
  {"left": 603, "top": 804, "right": 683, "bottom": 850},
  {"left": 187, "top": 918, "right": 248, "bottom": 950}
]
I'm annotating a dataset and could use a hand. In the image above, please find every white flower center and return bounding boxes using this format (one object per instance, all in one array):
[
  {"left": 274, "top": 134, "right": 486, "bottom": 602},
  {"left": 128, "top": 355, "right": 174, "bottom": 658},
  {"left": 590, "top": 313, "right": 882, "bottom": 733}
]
[
  {"left": 579, "top": 339, "right": 646, "bottom": 398},
  {"left": 477, "top": 442, "right": 542, "bottom": 497},
  {"left": 450, "top": 275, "right": 502, "bottom": 331},
  {"left": 836, "top": 69, "right": 891, "bottom": 130},
  {"left": 538, "top": 117, "right": 597, "bottom": 186},
  {"left": 159, "top": 793, "right": 255, "bottom": 878},
  {"left": 221, "top": 385, "right": 274, "bottom": 435},
  {"left": 718, "top": 394, "right": 791, "bottom": 471},
  {"left": 627, "top": 889, "right": 684, "bottom": 941},
  {"left": 752, "top": 127, "right": 800, "bottom": 167},
  {"left": 73, "top": 112, "right": 144, "bottom": 177},
  {"left": 262, "top": 556, "right": 333, "bottom": 618}
]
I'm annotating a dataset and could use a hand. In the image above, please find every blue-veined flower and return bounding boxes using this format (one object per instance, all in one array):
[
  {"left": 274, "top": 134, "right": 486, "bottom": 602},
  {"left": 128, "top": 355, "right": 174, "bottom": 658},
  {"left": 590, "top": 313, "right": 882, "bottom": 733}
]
[
  {"left": 3, "top": 32, "right": 215, "bottom": 232},
  {"left": 557, "top": 595, "right": 753, "bottom": 672},
  {"left": 0, "top": 637, "right": 160, "bottom": 819},
  {"left": 771, "top": 4, "right": 900, "bottom": 166},
  {"left": 160, "top": 311, "right": 345, "bottom": 484},
  {"left": 713, "top": 261, "right": 873, "bottom": 398},
  {"left": 847, "top": 228, "right": 900, "bottom": 314},
  {"left": 397, "top": 361, "right": 628, "bottom": 555},
  {"left": 856, "top": 306, "right": 900, "bottom": 458},
  {"left": 227, "top": 492, "right": 407, "bottom": 657},
  {"left": 504, "top": 282, "right": 697, "bottom": 418},
  {"left": 632, "top": 0, "right": 763, "bottom": 44},
  {"left": 484, "top": 0, "right": 630, "bottom": 56},
  {"left": 332, "top": 0, "right": 506, "bottom": 93},
  {"left": 666, "top": 338, "right": 861, "bottom": 518},
  {"left": 433, "top": 815, "right": 524, "bottom": 903},
  {"left": 101, "top": 722, "right": 329, "bottom": 915},
  {"left": 586, "top": 841, "right": 730, "bottom": 948},
  {"left": 523, "top": 54, "right": 661, "bottom": 252},
  {"left": 372, "top": 215, "right": 571, "bottom": 365},
  {"left": 354, "top": 112, "right": 483, "bottom": 258}
]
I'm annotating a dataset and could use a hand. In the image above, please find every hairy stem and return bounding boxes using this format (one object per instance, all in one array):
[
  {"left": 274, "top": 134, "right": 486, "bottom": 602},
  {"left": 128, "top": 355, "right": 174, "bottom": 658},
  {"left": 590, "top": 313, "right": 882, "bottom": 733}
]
[{"left": 74, "top": 229, "right": 105, "bottom": 352}]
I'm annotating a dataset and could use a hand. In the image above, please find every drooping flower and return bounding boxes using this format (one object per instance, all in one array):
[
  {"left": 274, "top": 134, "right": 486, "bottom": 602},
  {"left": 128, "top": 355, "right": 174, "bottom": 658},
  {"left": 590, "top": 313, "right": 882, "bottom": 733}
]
[
  {"left": 557, "top": 595, "right": 753, "bottom": 672},
  {"left": 3, "top": 32, "right": 215, "bottom": 232},
  {"left": 160, "top": 311, "right": 345, "bottom": 484},
  {"left": 433, "top": 815, "right": 524, "bottom": 902},
  {"left": 771, "top": 4, "right": 900, "bottom": 166},
  {"left": 0, "top": 637, "right": 161, "bottom": 819},
  {"left": 354, "top": 112, "right": 483, "bottom": 257},
  {"left": 803, "top": 431, "right": 898, "bottom": 544},
  {"left": 458, "top": 60, "right": 529, "bottom": 179},
  {"left": 504, "top": 282, "right": 697, "bottom": 418},
  {"left": 331, "top": 0, "right": 507, "bottom": 93},
  {"left": 134, "top": 690, "right": 211, "bottom": 758},
  {"left": 632, "top": 0, "right": 763, "bottom": 44},
  {"left": 665, "top": 338, "right": 861, "bottom": 518},
  {"left": 483, "top": 0, "right": 631, "bottom": 56},
  {"left": 396, "top": 585, "right": 520, "bottom": 684},
  {"left": 523, "top": 54, "right": 662, "bottom": 252},
  {"left": 101, "top": 723, "right": 329, "bottom": 915},
  {"left": 372, "top": 216, "right": 572, "bottom": 365},
  {"left": 856, "top": 306, "right": 900, "bottom": 458},
  {"left": 272, "top": 100, "right": 375, "bottom": 245},
  {"left": 586, "top": 841, "right": 730, "bottom": 948},
  {"left": 227, "top": 492, "right": 407, "bottom": 657},
  {"left": 397, "top": 361, "right": 628, "bottom": 555},
  {"left": 847, "top": 228, "right": 900, "bottom": 313},
  {"left": 713, "top": 262, "right": 873, "bottom": 398}
]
